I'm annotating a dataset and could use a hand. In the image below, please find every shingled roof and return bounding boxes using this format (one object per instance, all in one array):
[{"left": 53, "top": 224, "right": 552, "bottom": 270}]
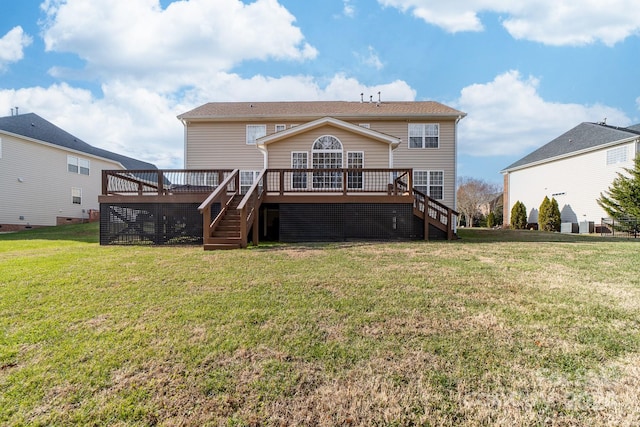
[
  {"left": 178, "top": 101, "right": 466, "bottom": 121},
  {"left": 0, "top": 113, "right": 156, "bottom": 170},
  {"left": 502, "top": 122, "right": 640, "bottom": 172}
]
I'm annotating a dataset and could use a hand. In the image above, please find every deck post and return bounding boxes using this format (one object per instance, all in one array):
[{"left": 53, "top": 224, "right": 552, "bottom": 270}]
[
  {"left": 343, "top": 170, "right": 348, "bottom": 195},
  {"left": 252, "top": 207, "right": 259, "bottom": 246},
  {"left": 279, "top": 170, "right": 285, "bottom": 195},
  {"left": 447, "top": 208, "right": 453, "bottom": 240},
  {"left": 424, "top": 206, "right": 430, "bottom": 241},
  {"left": 102, "top": 170, "right": 108, "bottom": 195},
  {"left": 202, "top": 205, "right": 211, "bottom": 244},
  {"left": 157, "top": 170, "right": 164, "bottom": 195}
]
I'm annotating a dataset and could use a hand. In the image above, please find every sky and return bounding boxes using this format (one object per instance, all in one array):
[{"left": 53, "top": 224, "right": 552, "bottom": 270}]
[{"left": 1, "top": 0, "right": 639, "bottom": 185}]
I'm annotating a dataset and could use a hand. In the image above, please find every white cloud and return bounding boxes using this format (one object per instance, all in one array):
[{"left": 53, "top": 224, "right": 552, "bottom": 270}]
[
  {"left": 378, "top": 0, "right": 640, "bottom": 46},
  {"left": 1, "top": 1, "right": 417, "bottom": 169},
  {"left": 356, "top": 46, "right": 384, "bottom": 71},
  {"left": 0, "top": 73, "right": 416, "bottom": 168},
  {"left": 41, "top": 0, "right": 318, "bottom": 87},
  {"left": 343, "top": 0, "right": 356, "bottom": 18},
  {"left": 0, "top": 27, "right": 33, "bottom": 71},
  {"left": 455, "top": 70, "right": 631, "bottom": 158}
]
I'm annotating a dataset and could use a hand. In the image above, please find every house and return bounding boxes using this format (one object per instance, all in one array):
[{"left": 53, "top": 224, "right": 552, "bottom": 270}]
[
  {"left": 99, "top": 100, "right": 465, "bottom": 248},
  {"left": 0, "top": 112, "right": 156, "bottom": 231},
  {"left": 501, "top": 122, "right": 640, "bottom": 229}
]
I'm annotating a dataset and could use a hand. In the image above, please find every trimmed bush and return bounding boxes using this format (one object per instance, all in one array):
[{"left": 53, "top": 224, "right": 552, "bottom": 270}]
[{"left": 510, "top": 201, "right": 527, "bottom": 229}]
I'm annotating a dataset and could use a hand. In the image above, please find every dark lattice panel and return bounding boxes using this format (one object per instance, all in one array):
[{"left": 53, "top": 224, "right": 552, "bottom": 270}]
[
  {"left": 100, "top": 203, "right": 204, "bottom": 245},
  {"left": 279, "top": 203, "right": 417, "bottom": 242},
  {"left": 279, "top": 204, "right": 345, "bottom": 242}
]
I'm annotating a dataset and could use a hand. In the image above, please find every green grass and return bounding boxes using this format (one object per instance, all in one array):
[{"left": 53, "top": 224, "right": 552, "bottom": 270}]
[{"left": 1, "top": 223, "right": 639, "bottom": 426}]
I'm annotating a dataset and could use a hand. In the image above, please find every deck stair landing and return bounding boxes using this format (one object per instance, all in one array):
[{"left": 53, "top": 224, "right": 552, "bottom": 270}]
[{"left": 204, "top": 195, "right": 243, "bottom": 250}]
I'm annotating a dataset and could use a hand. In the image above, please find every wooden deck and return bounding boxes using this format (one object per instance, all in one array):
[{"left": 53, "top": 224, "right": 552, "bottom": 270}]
[{"left": 99, "top": 169, "right": 458, "bottom": 249}]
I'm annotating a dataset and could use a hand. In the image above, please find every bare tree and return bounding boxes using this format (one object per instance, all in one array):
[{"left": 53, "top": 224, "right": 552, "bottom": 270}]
[{"left": 456, "top": 177, "right": 500, "bottom": 227}]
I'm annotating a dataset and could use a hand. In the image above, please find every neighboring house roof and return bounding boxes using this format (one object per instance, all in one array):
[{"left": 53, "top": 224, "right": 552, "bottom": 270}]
[
  {"left": 178, "top": 101, "right": 466, "bottom": 121},
  {"left": 502, "top": 122, "right": 640, "bottom": 172},
  {"left": 0, "top": 113, "right": 156, "bottom": 170},
  {"left": 257, "top": 117, "right": 402, "bottom": 147}
]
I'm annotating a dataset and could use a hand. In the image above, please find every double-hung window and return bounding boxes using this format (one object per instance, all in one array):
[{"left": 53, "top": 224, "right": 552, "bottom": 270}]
[
  {"left": 413, "top": 170, "right": 444, "bottom": 200},
  {"left": 246, "top": 125, "right": 266, "bottom": 145},
  {"left": 291, "top": 152, "right": 308, "bottom": 189},
  {"left": 72, "top": 187, "right": 82, "bottom": 205},
  {"left": 409, "top": 123, "right": 439, "bottom": 148},
  {"left": 347, "top": 152, "right": 364, "bottom": 190},
  {"left": 68, "top": 155, "right": 90, "bottom": 175}
]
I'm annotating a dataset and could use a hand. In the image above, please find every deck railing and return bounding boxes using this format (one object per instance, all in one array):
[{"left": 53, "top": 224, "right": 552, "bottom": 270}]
[
  {"left": 264, "top": 168, "right": 412, "bottom": 195},
  {"left": 413, "top": 189, "right": 458, "bottom": 240},
  {"left": 102, "top": 169, "right": 234, "bottom": 195}
]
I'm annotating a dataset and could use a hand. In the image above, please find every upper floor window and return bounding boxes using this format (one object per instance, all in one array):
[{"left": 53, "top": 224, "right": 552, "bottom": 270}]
[
  {"left": 275, "top": 124, "right": 286, "bottom": 132},
  {"left": 409, "top": 123, "right": 439, "bottom": 149},
  {"left": 246, "top": 125, "right": 266, "bottom": 144},
  {"left": 68, "top": 155, "right": 90, "bottom": 175},
  {"left": 606, "top": 146, "right": 628, "bottom": 165}
]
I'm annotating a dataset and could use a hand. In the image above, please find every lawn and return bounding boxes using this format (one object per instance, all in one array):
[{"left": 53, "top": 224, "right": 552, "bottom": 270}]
[{"left": 1, "top": 224, "right": 639, "bottom": 426}]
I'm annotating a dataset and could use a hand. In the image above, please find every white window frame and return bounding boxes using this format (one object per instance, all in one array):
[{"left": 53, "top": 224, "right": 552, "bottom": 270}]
[
  {"left": 275, "top": 124, "right": 286, "bottom": 133},
  {"left": 71, "top": 187, "right": 82, "bottom": 205},
  {"left": 312, "top": 135, "right": 343, "bottom": 189},
  {"left": 413, "top": 170, "right": 444, "bottom": 200},
  {"left": 291, "top": 151, "right": 308, "bottom": 189},
  {"left": 347, "top": 151, "right": 364, "bottom": 190},
  {"left": 67, "top": 155, "right": 90, "bottom": 175},
  {"left": 359, "top": 123, "right": 370, "bottom": 129},
  {"left": 246, "top": 125, "right": 266, "bottom": 145},
  {"left": 408, "top": 123, "right": 439, "bottom": 149},
  {"left": 429, "top": 170, "right": 444, "bottom": 200},
  {"left": 240, "top": 170, "right": 260, "bottom": 194}
]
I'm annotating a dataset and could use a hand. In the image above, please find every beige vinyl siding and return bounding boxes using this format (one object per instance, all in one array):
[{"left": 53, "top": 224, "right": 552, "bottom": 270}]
[
  {"left": 183, "top": 116, "right": 458, "bottom": 208},
  {"left": 378, "top": 120, "right": 457, "bottom": 207},
  {"left": 185, "top": 122, "right": 264, "bottom": 170},
  {"left": 265, "top": 125, "right": 391, "bottom": 169},
  {"left": 0, "top": 134, "right": 123, "bottom": 227}
]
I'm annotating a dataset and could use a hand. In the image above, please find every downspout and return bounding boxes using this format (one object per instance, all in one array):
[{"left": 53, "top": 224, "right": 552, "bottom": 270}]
[{"left": 257, "top": 143, "right": 268, "bottom": 169}]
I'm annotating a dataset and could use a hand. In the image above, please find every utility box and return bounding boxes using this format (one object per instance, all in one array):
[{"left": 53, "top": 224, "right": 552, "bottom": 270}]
[
  {"left": 561, "top": 222, "right": 578, "bottom": 233},
  {"left": 579, "top": 221, "right": 594, "bottom": 234}
]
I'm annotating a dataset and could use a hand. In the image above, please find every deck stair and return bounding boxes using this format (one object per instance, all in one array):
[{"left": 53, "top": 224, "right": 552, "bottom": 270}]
[{"left": 204, "top": 195, "right": 243, "bottom": 250}]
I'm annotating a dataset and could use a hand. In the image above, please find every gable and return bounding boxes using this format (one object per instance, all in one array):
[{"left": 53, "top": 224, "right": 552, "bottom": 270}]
[{"left": 257, "top": 117, "right": 401, "bottom": 148}]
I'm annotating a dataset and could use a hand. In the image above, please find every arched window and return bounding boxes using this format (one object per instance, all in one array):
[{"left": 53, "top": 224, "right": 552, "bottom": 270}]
[{"left": 312, "top": 135, "right": 343, "bottom": 188}]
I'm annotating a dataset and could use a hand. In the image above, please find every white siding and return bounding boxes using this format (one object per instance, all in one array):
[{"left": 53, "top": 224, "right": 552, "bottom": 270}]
[
  {"left": 0, "top": 133, "right": 123, "bottom": 227},
  {"left": 506, "top": 141, "right": 638, "bottom": 225}
]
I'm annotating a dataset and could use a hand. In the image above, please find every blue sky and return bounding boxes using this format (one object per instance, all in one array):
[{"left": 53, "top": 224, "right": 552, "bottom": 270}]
[{"left": 1, "top": 0, "right": 639, "bottom": 185}]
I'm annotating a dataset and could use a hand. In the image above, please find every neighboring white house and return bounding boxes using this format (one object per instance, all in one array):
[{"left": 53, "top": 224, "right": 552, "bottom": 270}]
[
  {"left": 501, "top": 122, "right": 640, "bottom": 227},
  {"left": 0, "top": 112, "right": 156, "bottom": 230}
]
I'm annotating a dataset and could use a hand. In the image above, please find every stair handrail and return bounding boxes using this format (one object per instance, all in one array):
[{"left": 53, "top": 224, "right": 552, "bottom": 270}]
[
  {"left": 413, "top": 188, "right": 459, "bottom": 240},
  {"left": 198, "top": 169, "right": 240, "bottom": 239},
  {"left": 237, "top": 169, "right": 267, "bottom": 247}
]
